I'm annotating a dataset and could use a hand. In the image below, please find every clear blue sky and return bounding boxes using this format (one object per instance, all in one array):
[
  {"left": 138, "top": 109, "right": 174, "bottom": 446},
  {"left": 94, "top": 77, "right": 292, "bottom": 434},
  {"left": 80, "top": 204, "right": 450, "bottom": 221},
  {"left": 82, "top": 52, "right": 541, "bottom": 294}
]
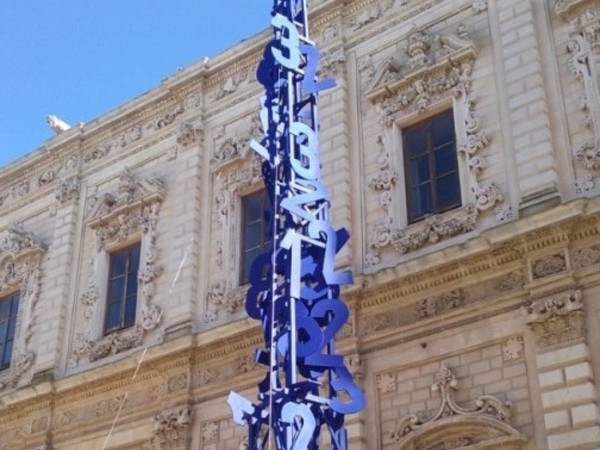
[{"left": 0, "top": 1, "right": 269, "bottom": 168}]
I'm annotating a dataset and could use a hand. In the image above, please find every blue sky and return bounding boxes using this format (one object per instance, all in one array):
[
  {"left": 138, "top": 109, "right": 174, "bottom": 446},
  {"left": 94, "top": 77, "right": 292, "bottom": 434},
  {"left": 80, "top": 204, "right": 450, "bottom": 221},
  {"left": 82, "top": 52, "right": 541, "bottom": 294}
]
[{"left": 0, "top": 1, "right": 270, "bottom": 168}]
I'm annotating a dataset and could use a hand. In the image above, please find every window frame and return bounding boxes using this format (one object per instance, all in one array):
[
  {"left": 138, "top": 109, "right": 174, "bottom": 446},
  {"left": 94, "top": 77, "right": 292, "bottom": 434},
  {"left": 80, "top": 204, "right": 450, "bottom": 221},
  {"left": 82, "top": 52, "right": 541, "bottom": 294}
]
[
  {"left": 103, "top": 242, "right": 141, "bottom": 335},
  {"left": 239, "top": 188, "right": 272, "bottom": 285},
  {"left": 0, "top": 292, "right": 19, "bottom": 371},
  {"left": 402, "top": 109, "right": 462, "bottom": 224}
]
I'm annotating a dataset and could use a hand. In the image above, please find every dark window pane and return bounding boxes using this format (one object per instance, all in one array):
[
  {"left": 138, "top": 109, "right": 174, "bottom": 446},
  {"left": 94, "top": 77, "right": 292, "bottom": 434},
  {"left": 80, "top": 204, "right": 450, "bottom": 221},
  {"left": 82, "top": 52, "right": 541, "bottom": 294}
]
[
  {"left": 404, "top": 127, "right": 427, "bottom": 157},
  {"left": 244, "top": 193, "right": 262, "bottom": 222},
  {"left": 245, "top": 222, "right": 261, "bottom": 249},
  {"left": 410, "top": 155, "right": 431, "bottom": 185},
  {"left": 108, "top": 277, "right": 125, "bottom": 306},
  {"left": 437, "top": 174, "right": 461, "bottom": 210},
  {"left": 411, "top": 184, "right": 433, "bottom": 219},
  {"left": 111, "top": 252, "right": 127, "bottom": 277},
  {"left": 126, "top": 274, "right": 138, "bottom": 299},
  {"left": 432, "top": 112, "right": 455, "bottom": 148},
  {"left": 0, "top": 343, "right": 5, "bottom": 368},
  {"left": 0, "top": 322, "right": 5, "bottom": 344},
  {"left": 7, "top": 315, "right": 16, "bottom": 338},
  {"left": 0, "top": 298, "right": 9, "bottom": 317},
  {"left": 3, "top": 341, "right": 12, "bottom": 367},
  {"left": 129, "top": 245, "right": 140, "bottom": 273},
  {"left": 106, "top": 302, "right": 121, "bottom": 331},
  {"left": 124, "top": 297, "right": 136, "bottom": 327},
  {"left": 435, "top": 145, "right": 457, "bottom": 176}
]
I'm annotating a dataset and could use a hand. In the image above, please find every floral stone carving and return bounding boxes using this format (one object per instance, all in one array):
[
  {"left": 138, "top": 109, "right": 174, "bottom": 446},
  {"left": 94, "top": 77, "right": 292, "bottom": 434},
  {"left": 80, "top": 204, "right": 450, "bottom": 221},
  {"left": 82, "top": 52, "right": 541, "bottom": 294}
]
[
  {"left": 152, "top": 406, "right": 192, "bottom": 448},
  {"left": 205, "top": 280, "right": 248, "bottom": 322},
  {"left": 389, "top": 364, "right": 524, "bottom": 450},
  {"left": 524, "top": 289, "right": 585, "bottom": 347},
  {"left": 0, "top": 228, "right": 45, "bottom": 392}
]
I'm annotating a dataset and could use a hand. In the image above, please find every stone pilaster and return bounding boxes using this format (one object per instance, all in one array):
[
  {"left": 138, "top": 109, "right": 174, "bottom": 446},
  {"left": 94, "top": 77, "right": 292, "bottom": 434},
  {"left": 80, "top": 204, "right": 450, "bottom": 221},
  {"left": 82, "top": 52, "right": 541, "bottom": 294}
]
[
  {"left": 494, "top": 0, "right": 562, "bottom": 215},
  {"left": 525, "top": 289, "right": 600, "bottom": 449}
]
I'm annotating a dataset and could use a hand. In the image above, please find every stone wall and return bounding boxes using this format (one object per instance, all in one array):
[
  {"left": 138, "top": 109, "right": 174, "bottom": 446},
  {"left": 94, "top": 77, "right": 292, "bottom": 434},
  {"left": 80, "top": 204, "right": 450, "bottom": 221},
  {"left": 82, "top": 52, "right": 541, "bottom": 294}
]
[{"left": 0, "top": 0, "right": 599, "bottom": 449}]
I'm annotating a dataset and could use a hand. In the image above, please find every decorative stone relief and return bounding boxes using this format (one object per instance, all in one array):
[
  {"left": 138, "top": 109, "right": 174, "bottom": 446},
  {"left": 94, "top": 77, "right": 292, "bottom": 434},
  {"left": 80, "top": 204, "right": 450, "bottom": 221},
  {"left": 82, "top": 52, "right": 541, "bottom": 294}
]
[
  {"left": 147, "top": 105, "right": 184, "bottom": 130},
  {"left": 502, "top": 336, "right": 524, "bottom": 361},
  {"left": 376, "top": 372, "right": 397, "bottom": 393},
  {"left": 0, "top": 228, "right": 45, "bottom": 392},
  {"left": 531, "top": 252, "right": 567, "bottom": 279},
  {"left": 71, "top": 168, "right": 165, "bottom": 366},
  {"left": 54, "top": 175, "right": 81, "bottom": 204},
  {"left": 472, "top": 0, "right": 488, "bottom": 13},
  {"left": 365, "top": 29, "right": 503, "bottom": 266},
  {"left": 202, "top": 421, "right": 219, "bottom": 442},
  {"left": 319, "top": 47, "right": 346, "bottom": 78},
  {"left": 524, "top": 289, "right": 585, "bottom": 347},
  {"left": 211, "top": 115, "right": 262, "bottom": 170},
  {"left": 11, "top": 180, "right": 30, "bottom": 199},
  {"left": 152, "top": 406, "right": 192, "bottom": 448},
  {"left": 348, "top": 1, "right": 395, "bottom": 30},
  {"left": 194, "top": 368, "right": 218, "bottom": 388},
  {"left": 494, "top": 271, "right": 525, "bottom": 292},
  {"left": 167, "top": 373, "right": 188, "bottom": 393},
  {"left": 205, "top": 280, "right": 248, "bottom": 322},
  {"left": 213, "top": 72, "right": 249, "bottom": 101},
  {"left": 96, "top": 395, "right": 125, "bottom": 416},
  {"left": 84, "top": 126, "right": 143, "bottom": 163},
  {"left": 572, "top": 244, "right": 600, "bottom": 268},
  {"left": 415, "top": 289, "right": 464, "bottom": 318},
  {"left": 176, "top": 120, "right": 203, "bottom": 150},
  {"left": 559, "top": 6, "right": 600, "bottom": 180},
  {"left": 389, "top": 364, "right": 522, "bottom": 449}
]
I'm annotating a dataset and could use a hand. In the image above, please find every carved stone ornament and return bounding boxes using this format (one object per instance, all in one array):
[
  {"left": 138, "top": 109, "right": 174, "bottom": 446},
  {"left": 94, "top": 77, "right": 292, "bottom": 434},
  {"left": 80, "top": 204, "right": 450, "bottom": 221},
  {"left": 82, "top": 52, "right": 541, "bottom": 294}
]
[
  {"left": 365, "top": 30, "right": 503, "bottom": 267},
  {"left": 202, "top": 421, "right": 220, "bottom": 442},
  {"left": 377, "top": 371, "right": 397, "bottom": 394},
  {"left": 205, "top": 280, "right": 248, "bottom": 322},
  {"left": 415, "top": 289, "right": 464, "bottom": 318},
  {"left": 366, "top": 205, "right": 477, "bottom": 267},
  {"left": 71, "top": 168, "right": 165, "bottom": 366},
  {"left": 560, "top": 6, "right": 600, "bottom": 177},
  {"left": 54, "top": 175, "right": 81, "bottom": 204},
  {"left": 573, "top": 244, "right": 600, "bottom": 268},
  {"left": 531, "top": 253, "right": 567, "bottom": 279},
  {"left": 524, "top": 289, "right": 585, "bottom": 347},
  {"left": 211, "top": 114, "right": 262, "bottom": 170},
  {"left": 177, "top": 120, "right": 203, "bottom": 150},
  {"left": 152, "top": 406, "right": 192, "bottom": 449},
  {"left": 389, "top": 364, "right": 525, "bottom": 450},
  {"left": 83, "top": 125, "right": 143, "bottom": 163},
  {"left": 0, "top": 228, "right": 45, "bottom": 392},
  {"left": 502, "top": 336, "right": 524, "bottom": 361}
]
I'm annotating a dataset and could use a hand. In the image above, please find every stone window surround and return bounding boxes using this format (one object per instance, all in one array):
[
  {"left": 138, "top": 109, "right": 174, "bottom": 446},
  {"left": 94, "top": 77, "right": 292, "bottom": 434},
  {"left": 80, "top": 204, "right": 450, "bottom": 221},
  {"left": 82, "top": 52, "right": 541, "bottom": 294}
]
[
  {"left": 70, "top": 169, "right": 164, "bottom": 367},
  {"left": 0, "top": 228, "right": 45, "bottom": 392},
  {"left": 364, "top": 27, "right": 506, "bottom": 268}
]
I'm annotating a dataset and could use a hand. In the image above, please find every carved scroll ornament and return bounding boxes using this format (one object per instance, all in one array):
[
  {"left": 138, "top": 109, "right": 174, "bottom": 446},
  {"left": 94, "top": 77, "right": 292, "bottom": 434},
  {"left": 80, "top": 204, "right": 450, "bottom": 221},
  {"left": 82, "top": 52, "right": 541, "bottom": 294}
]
[
  {"left": 0, "top": 228, "right": 45, "bottom": 392},
  {"left": 389, "top": 364, "right": 525, "bottom": 450}
]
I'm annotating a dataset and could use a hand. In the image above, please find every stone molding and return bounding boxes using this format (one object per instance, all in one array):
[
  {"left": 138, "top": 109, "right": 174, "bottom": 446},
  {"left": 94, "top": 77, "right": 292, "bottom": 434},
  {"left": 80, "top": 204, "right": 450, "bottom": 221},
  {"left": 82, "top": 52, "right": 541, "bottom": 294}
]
[
  {"left": 524, "top": 289, "right": 585, "bottom": 348},
  {"left": 365, "top": 27, "right": 504, "bottom": 267},
  {"left": 70, "top": 168, "right": 165, "bottom": 366},
  {"left": 389, "top": 364, "right": 524, "bottom": 449},
  {"left": 149, "top": 406, "right": 192, "bottom": 449},
  {"left": 0, "top": 228, "right": 45, "bottom": 392}
]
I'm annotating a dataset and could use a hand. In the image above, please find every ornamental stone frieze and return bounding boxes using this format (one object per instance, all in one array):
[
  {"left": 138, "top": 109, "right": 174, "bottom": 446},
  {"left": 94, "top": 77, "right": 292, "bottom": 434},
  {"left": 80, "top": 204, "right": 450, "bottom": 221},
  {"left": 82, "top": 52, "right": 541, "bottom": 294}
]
[
  {"left": 210, "top": 114, "right": 262, "bottom": 171},
  {"left": 145, "top": 406, "right": 192, "bottom": 449},
  {"left": 364, "top": 27, "right": 504, "bottom": 267},
  {"left": 54, "top": 175, "right": 81, "bottom": 204},
  {"left": 524, "top": 289, "right": 585, "bottom": 348},
  {"left": 70, "top": 168, "right": 165, "bottom": 367},
  {"left": 388, "top": 364, "right": 525, "bottom": 450},
  {"left": 205, "top": 279, "right": 248, "bottom": 322},
  {"left": 0, "top": 228, "right": 45, "bottom": 392},
  {"left": 556, "top": 3, "right": 600, "bottom": 188}
]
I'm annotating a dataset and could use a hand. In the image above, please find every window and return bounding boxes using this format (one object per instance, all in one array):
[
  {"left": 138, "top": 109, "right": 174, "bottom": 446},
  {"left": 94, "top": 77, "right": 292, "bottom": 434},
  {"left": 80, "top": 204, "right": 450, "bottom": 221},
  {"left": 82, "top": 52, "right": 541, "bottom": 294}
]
[
  {"left": 105, "top": 243, "right": 141, "bottom": 334},
  {"left": 403, "top": 110, "right": 461, "bottom": 224},
  {"left": 241, "top": 189, "right": 272, "bottom": 284},
  {"left": 0, "top": 293, "right": 19, "bottom": 371}
]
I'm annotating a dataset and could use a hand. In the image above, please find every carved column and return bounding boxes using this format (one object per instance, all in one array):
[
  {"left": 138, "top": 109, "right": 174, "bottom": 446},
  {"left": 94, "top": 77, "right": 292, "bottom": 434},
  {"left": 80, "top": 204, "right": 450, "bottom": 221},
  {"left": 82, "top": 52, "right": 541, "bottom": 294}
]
[{"left": 524, "top": 289, "right": 600, "bottom": 449}]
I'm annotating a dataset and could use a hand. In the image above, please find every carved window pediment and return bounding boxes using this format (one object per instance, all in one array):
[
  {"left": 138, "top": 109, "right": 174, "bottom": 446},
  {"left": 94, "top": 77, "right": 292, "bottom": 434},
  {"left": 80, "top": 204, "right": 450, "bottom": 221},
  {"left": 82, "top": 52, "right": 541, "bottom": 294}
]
[
  {"left": 366, "top": 31, "right": 478, "bottom": 114},
  {"left": 0, "top": 228, "right": 45, "bottom": 392}
]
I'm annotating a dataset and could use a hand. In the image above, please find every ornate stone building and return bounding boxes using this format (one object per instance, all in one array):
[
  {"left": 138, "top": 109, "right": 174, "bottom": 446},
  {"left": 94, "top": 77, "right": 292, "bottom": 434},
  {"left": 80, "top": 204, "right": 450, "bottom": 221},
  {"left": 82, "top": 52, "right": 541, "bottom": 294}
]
[{"left": 0, "top": 0, "right": 599, "bottom": 448}]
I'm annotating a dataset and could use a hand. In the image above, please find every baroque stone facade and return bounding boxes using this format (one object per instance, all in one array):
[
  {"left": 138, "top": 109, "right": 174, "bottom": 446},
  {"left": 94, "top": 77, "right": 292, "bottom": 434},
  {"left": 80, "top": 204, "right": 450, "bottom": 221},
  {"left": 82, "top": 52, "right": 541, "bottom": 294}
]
[{"left": 0, "top": 0, "right": 599, "bottom": 449}]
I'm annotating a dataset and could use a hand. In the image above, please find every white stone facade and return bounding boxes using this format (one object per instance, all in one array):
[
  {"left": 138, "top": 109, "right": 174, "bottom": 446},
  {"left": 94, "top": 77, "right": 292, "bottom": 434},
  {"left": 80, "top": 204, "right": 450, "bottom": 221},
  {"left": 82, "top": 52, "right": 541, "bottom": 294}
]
[{"left": 0, "top": 0, "right": 598, "bottom": 448}]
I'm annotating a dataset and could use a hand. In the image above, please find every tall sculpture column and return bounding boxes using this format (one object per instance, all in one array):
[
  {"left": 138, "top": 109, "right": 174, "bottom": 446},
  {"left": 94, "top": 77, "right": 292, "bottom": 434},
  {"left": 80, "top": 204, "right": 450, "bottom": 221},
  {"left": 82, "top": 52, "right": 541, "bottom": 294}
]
[{"left": 228, "top": 1, "right": 365, "bottom": 449}]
